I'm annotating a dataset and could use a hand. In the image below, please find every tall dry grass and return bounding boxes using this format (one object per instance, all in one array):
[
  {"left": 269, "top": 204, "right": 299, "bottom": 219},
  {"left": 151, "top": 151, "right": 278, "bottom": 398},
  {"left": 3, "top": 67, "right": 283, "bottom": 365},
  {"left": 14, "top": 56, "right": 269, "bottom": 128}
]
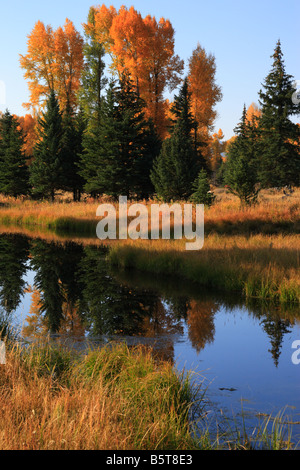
[
  {"left": 0, "top": 340, "right": 296, "bottom": 450},
  {"left": 0, "top": 341, "right": 199, "bottom": 450},
  {"left": 0, "top": 188, "right": 299, "bottom": 235}
]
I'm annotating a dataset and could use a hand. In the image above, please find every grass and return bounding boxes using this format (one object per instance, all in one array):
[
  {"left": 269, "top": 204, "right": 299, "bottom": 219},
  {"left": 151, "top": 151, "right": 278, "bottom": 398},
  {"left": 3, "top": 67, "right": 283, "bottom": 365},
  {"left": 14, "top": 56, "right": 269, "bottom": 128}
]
[
  {"left": 0, "top": 339, "right": 296, "bottom": 450},
  {"left": 107, "top": 233, "right": 300, "bottom": 306},
  {"left": 0, "top": 187, "right": 299, "bottom": 236},
  {"left": 0, "top": 340, "right": 200, "bottom": 450}
]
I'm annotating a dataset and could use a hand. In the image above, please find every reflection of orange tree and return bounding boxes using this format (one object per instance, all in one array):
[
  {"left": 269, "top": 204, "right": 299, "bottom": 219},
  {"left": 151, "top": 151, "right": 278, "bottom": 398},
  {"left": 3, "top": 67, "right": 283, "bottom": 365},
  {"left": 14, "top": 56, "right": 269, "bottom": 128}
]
[
  {"left": 22, "top": 285, "right": 85, "bottom": 339},
  {"left": 141, "top": 299, "right": 184, "bottom": 337},
  {"left": 139, "top": 299, "right": 184, "bottom": 363},
  {"left": 187, "top": 300, "right": 218, "bottom": 353}
]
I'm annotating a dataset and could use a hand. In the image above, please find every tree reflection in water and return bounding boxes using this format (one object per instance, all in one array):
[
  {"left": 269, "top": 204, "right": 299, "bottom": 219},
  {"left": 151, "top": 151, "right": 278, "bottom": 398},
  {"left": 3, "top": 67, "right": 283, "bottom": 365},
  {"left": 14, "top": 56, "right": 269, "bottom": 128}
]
[{"left": 0, "top": 233, "right": 298, "bottom": 367}]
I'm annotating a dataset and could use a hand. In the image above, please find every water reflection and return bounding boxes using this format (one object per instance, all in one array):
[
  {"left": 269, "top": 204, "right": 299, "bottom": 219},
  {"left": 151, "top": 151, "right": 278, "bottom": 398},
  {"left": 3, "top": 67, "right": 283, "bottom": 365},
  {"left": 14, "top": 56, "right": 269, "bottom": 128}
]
[
  {"left": 0, "top": 233, "right": 299, "bottom": 368},
  {"left": 0, "top": 234, "right": 30, "bottom": 313}
]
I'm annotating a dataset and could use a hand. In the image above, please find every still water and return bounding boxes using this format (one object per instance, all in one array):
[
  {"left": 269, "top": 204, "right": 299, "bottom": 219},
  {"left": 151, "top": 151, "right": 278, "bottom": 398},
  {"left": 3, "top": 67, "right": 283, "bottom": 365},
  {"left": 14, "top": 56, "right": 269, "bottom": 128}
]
[{"left": 1, "top": 233, "right": 300, "bottom": 443}]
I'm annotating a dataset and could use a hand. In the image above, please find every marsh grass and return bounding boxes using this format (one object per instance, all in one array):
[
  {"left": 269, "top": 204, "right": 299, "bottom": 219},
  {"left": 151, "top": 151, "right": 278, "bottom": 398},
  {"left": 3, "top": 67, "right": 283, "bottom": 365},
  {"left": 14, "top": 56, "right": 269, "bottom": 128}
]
[
  {"left": 210, "top": 406, "right": 296, "bottom": 450},
  {"left": 0, "top": 339, "right": 296, "bottom": 450},
  {"left": 107, "top": 233, "right": 300, "bottom": 305},
  {"left": 0, "top": 340, "right": 201, "bottom": 450},
  {"left": 0, "top": 188, "right": 299, "bottom": 236}
]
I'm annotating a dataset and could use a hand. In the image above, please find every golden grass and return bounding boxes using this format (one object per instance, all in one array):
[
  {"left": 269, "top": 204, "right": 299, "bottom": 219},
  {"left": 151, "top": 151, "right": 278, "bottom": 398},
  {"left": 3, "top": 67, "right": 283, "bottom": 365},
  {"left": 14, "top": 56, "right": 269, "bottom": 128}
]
[
  {"left": 0, "top": 187, "right": 299, "bottom": 233},
  {"left": 1, "top": 340, "right": 296, "bottom": 451},
  {"left": 0, "top": 342, "right": 198, "bottom": 451},
  {"left": 108, "top": 233, "right": 300, "bottom": 305}
]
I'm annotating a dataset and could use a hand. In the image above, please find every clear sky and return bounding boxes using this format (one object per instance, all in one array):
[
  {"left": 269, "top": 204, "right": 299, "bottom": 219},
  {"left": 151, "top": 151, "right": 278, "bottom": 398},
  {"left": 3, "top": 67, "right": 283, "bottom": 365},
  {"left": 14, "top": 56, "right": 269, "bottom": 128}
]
[{"left": 0, "top": 0, "right": 299, "bottom": 140}]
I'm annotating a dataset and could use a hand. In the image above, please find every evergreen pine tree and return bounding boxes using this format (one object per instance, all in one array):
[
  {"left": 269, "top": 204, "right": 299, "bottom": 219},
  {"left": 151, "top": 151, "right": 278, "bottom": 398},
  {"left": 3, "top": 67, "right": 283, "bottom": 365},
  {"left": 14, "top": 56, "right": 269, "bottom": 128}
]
[
  {"left": 116, "top": 74, "right": 160, "bottom": 198},
  {"left": 80, "top": 75, "right": 160, "bottom": 199},
  {"left": 134, "top": 119, "right": 161, "bottom": 199},
  {"left": 190, "top": 168, "right": 215, "bottom": 206},
  {"left": 30, "top": 91, "right": 64, "bottom": 201},
  {"left": 79, "top": 80, "right": 121, "bottom": 198},
  {"left": 0, "top": 110, "right": 29, "bottom": 196},
  {"left": 60, "top": 105, "right": 85, "bottom": 201},
  {"left": 151, "top": 78, "right": 200, "bottom": 201},
  {"left": 258, "top": 40, "right": 300, "bottom": 188},
  {"left": 224, "top": 105, "right": 260, "bottom": 205},
  {"left": 78, "top": 7, "right": 107, "bottom": 124}
]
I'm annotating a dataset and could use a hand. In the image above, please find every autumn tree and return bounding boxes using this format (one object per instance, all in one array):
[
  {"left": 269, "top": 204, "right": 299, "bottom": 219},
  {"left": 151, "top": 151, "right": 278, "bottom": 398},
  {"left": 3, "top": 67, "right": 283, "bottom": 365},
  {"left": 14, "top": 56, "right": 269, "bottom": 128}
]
[
  {"left": 109, "top": 6, "right": 148, "bottom": 93},
  {"left": 246, "top": 102, "right": 261, "bottom": 125},
  {"left": 142, "top": 15, "right": 184, "bottom": 138},
  {"left": 89, "top": 4, "right": 184, "bottom": 138},
  {"left": 88, "top": 4, "right": 117, "bottom": 54},
  {"left": 53, "top": 19, "right": 84, "bottom": 111},
  {"left": 188, "top": 44, "right": 222, "bottom": 161},
  {"left": 16, "top": 114, "right": 37, "bottom": 161},
  {"left": 20, "top": 19, "right": 84, "bottom": 114},
  {"left": 210, "top": 128, "right": 225, "bottom": 174}
]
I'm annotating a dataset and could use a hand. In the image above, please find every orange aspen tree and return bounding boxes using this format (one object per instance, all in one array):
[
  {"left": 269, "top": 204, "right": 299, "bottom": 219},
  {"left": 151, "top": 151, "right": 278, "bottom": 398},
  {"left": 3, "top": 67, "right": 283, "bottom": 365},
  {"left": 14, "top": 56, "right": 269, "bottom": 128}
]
[
  {"left": 16, "top": 113, "right": 37, "bottom": 160},
  {"left": 142, "top": 15, "right": 184, "bottom": 138},
  {"left": 88, "top": 4, "right": 117, "bottom": 54},
  {"left": 53, "top": 19, "right": 84, "bottom": 111},
  {"left": 210, "top": 128, "right": 225, "bottom": 172},
  {"left": 89, "top": 4, "right": 184, "bottom": 138},
  {"left": 109, "top": 6, "right": 149, "bottom": 95},
  {"left": 246, "top": 102, "right": 261, "bottom": 125},
  {"left": 20, "top": 19, "right": 83, "bottom": 114},
  {"left": 188, "top": 43, "right": 222, "bottom": 157},
  {"left": 19, "top": 21, "right": 55, "bottom": 112}
]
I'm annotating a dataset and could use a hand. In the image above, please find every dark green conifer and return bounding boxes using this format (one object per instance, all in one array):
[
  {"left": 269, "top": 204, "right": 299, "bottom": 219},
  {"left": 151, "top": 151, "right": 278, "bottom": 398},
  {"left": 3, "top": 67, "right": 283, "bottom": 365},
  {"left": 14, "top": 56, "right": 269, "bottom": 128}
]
[
  {"left": 60, "top": 106, "right": 85, "bottom": 201},
  {"left": 30, "top": 91, "right": 63, "bottom": 201},
  {"left": 224, "top": 105, "right": 260, "bottom": 205},
  {"left": 77, "top": 6, "right": 107, "bottom": 125},
  {"left": 80, "top": 75, "right": 160, "bottom": 199},
  {"left": 0, "top": 110, "right": 29, "bottom": 197},
  {"left": 258, "top": 40, "right": 300, "bottom": 188},
  {"left": 151, "top": 78, "right": 200, "bottom": 201},
  {"left": 190, "top": 168, "right": 215, "bottom": 206}
]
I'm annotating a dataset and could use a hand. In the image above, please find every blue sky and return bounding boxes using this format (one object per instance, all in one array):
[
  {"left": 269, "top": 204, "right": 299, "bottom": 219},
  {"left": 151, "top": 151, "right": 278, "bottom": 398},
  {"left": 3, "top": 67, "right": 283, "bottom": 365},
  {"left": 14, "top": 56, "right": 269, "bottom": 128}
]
[{"left": 0, "top": 0, "right": 299, "bottom": 139}]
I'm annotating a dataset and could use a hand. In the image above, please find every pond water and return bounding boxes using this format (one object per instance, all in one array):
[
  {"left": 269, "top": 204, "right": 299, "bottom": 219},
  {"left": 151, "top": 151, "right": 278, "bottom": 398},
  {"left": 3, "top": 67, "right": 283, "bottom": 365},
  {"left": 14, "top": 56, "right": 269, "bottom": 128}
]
[{"left": 1, "top": 232, "right": 299, "bottom": 444}]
